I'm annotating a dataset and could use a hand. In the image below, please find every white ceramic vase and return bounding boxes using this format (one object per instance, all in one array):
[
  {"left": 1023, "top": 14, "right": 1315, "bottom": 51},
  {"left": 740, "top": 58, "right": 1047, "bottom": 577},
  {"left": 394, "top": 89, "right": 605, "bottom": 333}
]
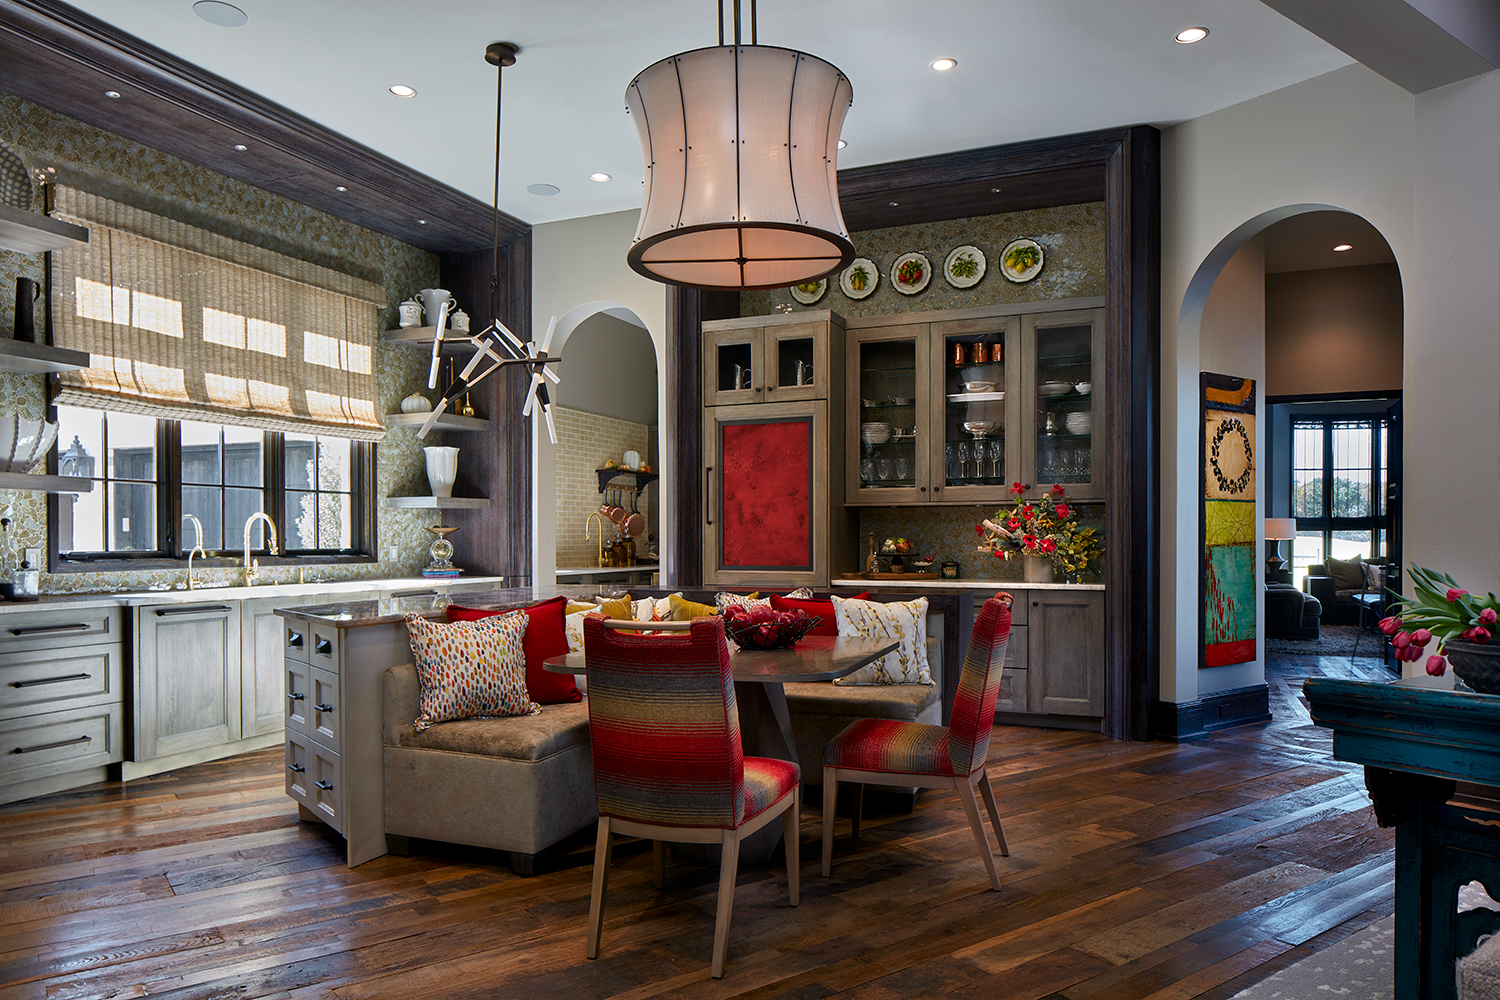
[{"left": 423, "top": 446, "right": 459, "bottom": 498}]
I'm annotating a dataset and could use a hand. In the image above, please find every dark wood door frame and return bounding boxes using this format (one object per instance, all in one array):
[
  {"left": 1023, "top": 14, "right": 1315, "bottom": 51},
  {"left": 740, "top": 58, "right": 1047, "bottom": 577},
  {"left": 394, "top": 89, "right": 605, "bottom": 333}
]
[{"left": 670, "top": 127, "right": 1161, "bottom": 740}]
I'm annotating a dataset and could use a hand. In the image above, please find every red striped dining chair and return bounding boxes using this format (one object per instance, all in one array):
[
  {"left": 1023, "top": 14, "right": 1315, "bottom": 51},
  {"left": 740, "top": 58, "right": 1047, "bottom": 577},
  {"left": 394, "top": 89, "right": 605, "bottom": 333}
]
[
  {"left": 821, "top": 592, "right": 1015, "bottom": 891},
  {"left": 582, "top": 615, "right": 801, "bottom": 979}
]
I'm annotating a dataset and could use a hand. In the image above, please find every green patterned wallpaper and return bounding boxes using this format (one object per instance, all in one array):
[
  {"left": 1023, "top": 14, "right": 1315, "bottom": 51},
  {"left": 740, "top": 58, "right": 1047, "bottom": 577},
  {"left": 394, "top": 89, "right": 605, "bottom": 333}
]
[
  {"left": 0, "top": 93, "right": 452, "bottom": 594},
  {"left": 741, "top": 202, "right": 1105, "bottom": 319}
]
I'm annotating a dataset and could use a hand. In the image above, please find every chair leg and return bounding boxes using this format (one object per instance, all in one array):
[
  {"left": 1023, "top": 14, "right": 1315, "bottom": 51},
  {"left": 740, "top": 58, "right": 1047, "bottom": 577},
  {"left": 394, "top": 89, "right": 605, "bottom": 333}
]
[
  {"left": 586, "top": 818, "right": 612, "bottom": 959},
  {"left": 976, "top": 770, "right": 1008, "bottom": 857},
  {"left": 653, "top": 839, "right": 666, "bottom": 889},
  {"left": 955, "top": 778, "right": 1002, "bottom": 891},
  {"left": 822, "top": 767, "right": 838, "bottom": 878},
  {"left": 711, "top": 828, "right": 741, "bottom": 979},
  {"left": 851, "top": 782, "right": 865, "bottom": 840},
  {"left": 782, "top": 784, "right": 800, "bottom": 906}
]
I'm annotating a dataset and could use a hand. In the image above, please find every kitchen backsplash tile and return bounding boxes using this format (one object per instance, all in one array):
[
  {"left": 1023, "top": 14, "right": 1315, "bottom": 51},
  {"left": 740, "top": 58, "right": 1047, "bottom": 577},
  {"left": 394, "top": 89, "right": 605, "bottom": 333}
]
[{"left": 855, "top": 503, "right": 1104, "bottom": 584}]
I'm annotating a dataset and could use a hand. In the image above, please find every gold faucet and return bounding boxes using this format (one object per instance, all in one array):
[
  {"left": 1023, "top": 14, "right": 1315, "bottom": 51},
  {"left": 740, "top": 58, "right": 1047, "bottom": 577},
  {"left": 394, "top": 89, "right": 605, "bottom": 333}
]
[
  {"left": 183, "top": 514, "right": 207, "bottom": 590},
  {"left": 585, "top": 512, "right": 605, "bottom": 567},
  {"left": 242, "top": 511, "right": 280, "bottom": 586}
]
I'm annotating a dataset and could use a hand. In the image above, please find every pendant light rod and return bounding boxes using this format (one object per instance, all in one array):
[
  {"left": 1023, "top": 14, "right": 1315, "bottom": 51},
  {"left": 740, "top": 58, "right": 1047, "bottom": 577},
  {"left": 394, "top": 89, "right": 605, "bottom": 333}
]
[
  {"left": 484, "top": 41, "right": 519, "bottom": 327},
  {"left": 718, "top": 0, "right": 756, "bottom": 47}
]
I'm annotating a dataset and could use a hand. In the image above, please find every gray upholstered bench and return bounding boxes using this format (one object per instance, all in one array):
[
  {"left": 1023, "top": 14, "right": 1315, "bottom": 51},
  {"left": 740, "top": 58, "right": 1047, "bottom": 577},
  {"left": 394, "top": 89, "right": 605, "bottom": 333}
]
[{"left": 382, "top": 663, "right": 598, "bottom": 875}]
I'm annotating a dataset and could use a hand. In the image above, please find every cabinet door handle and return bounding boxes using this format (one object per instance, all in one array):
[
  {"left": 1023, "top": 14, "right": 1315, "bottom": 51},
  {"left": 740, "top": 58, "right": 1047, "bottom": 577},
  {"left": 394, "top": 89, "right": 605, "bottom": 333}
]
[
  {"left": 705, "top": 466, "right": 714, "bottom": 526},
  {"left": 920, "top": 486, "right": 926, "bottom": 493},
  {"left": 933, "top": 486, "right": 941, "bottom": 493},
  {"left": 287, "top": 691, "right": 304, "bottom": 701},
  {"left": 315, "top": 703, "right": 334, "bottom": 713},
  {"left": 1033, "top": 601, "right": 1040, "bottom": 607},
  {"left": 287, "top": 632, "right": 303, "bottom": 648},
  {"left": 156, "top": 605, "right": 231, "bottom": 616},
  {"left": 12, "top": 673, "right": 91, "bottom": 688},
  {"left": 13, "top": 735, "right": 91, "bottom": 754},
  {"left": 314, "top": 779, "right": 334, "bottom": 791},
  {"left": 288, "top": 762, "right": 305, "bottom": 773},
  {"left": 10, "top": 622, "right": 90, "bottom": 636},
  {"left": 754, "top": 386, "right": 761, "bottom": 393},
  {"left": 314, "top": 638, "right": 332, "bottom": 655}
]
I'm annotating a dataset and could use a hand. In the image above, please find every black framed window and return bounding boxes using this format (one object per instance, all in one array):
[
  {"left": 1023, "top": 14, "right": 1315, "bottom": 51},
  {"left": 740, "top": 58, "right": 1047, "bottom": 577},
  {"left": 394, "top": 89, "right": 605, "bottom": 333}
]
[
  {"left": 51, "top": 405, "right": 373, "bottom": 567},
  {"left": 1289, "top": 417, "right": 1388, "bottom": 585}
]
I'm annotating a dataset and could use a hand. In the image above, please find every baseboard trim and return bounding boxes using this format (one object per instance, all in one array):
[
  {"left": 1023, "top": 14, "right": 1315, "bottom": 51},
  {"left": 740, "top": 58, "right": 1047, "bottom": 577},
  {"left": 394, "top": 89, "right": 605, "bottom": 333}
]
[
  {"left": 1150, "top": 684, "right": 1270, "bottom": 742},
  {"left": 120, "top": 731, "right": 283, "bottom": 781}
]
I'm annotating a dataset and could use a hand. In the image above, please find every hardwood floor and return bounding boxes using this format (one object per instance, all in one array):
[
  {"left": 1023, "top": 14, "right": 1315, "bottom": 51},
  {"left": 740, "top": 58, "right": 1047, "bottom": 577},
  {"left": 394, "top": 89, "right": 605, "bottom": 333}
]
[{"left": 0, "top": 653, "right": 1398, "bottom": 999}]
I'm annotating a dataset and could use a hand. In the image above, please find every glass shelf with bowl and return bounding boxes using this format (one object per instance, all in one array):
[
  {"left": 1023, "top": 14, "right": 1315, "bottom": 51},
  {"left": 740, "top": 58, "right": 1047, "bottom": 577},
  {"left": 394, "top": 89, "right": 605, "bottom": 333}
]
[
  {"left": 1023, "top": 309, "right": 1104, "bottom": 500},
  {"left": 847, "top": 328, "right": 929, "bottom": 503},
  {"left": 935, "top": 318, "right": 1020, "bottom": 502}
]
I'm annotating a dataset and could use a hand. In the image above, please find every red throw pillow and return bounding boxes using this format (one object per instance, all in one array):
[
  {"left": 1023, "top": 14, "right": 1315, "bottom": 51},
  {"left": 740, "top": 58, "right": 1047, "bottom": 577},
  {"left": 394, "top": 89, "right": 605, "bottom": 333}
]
[
  {"left": 769, "top": 592, "right": 868, "bottom": 636},
  {"left": 449, "top": 596, "right": 581, "bottom": 703}
]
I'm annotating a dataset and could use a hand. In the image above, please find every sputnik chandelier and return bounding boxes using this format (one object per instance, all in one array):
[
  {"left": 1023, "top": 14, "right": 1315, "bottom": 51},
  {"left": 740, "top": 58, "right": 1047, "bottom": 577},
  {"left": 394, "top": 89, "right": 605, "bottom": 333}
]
[
  {"left": 420, "top": 41, "right": 561, "bottom": 444},
  {"left": 624, "top": 0, "right": 855, "bottom": 290}
]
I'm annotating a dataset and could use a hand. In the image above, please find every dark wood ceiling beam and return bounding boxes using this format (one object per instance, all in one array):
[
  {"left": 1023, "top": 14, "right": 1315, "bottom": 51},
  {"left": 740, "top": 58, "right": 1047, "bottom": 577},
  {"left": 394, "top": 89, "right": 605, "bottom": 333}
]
[{"left": 0, "top": 0, "right": 525, "bottom": 254}]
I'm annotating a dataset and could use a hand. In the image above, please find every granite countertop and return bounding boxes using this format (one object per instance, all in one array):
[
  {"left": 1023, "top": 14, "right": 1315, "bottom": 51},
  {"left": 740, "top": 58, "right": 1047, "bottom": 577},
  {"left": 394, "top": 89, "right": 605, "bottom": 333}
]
[
  {"left": 0, "top": 576, "right": 509, "bottom": 615},
  {"left": 277, "top": 586, "right": 576, "bottom": 629},
  {"left": 832, "top": 578, "right": 1105, "bottom": 592}
]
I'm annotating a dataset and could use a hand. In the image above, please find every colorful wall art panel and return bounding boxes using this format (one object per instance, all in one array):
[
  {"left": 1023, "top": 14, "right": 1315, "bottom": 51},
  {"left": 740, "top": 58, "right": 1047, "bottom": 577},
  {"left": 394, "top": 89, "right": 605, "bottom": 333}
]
[
  {"left": 718, "top": 418, "right": 813, "bottom": 570},
  {"left": 1200, "top": 372, "right": 1257, "bottom": 668}
]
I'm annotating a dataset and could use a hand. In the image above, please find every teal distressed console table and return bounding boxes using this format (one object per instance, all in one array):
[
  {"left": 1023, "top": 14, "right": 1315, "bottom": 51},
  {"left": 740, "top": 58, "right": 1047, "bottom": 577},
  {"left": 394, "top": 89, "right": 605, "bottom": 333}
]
[{"left": 1305, "top": 674, "right": 1500, "bottom": 1000}]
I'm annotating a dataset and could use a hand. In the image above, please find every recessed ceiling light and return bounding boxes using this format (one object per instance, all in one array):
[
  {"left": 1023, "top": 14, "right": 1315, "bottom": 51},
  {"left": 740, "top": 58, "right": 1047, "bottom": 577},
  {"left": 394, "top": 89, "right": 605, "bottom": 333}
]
[
  {"left": 930, "top": 58, "right": 957, "bottom": 72},
  {"left": 1175, "top": 27, "right": 1209, "bottom": 43},
  {"left": 335, "top": 185, "right": 347, "bottom": 192},
  {"left": 589, "top": 172, "right": 612, "bottom": 182},
  {"left": 232, "top": 143, "right": 247, "bottom": 151},
  {"left": 527, "top": 183, "right": 560, "bottom": 196},
  {"left": 418, "top": 219, "right": 427, "bottom": 225},
  {"left": 837, "top": 139, "right": 847, "bottom": 150},
  {"left": 1333, "top": 244, "right": 1353, "bottom": 252},
  {"left": 388, "top": 85, "right": 417, "bottom": 98},
  {"left": 104, "top": 91, "right": 121, "bottom": 99},
  {"left": 889, "top": 201, "right": 899, "bottom": 207},
  {"left": 193, "top": 1, "right": 248, "bottom": 27},
  {"left": 991, "top": 187, "right": 1001, "bottom": 193}
]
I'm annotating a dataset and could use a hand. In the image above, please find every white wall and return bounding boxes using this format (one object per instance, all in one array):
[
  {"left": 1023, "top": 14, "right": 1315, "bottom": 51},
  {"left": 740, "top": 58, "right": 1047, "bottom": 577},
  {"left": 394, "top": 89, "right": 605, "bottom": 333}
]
[
  {"left": 1160, "top": 62, "right": 1416, "bottom": 704},
  {"left": 531, "top": 209, "right": 669, "bottom": 587},
  {"left": 554, "top": 312, "right": 659, "bottom": 425}
]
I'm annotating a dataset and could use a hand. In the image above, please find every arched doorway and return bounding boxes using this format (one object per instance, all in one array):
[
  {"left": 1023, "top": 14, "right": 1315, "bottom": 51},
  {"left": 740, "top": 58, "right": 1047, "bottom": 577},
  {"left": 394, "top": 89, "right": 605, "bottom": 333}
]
[{"left": 532, "top": 301, "right": 660, "bottom": 587}]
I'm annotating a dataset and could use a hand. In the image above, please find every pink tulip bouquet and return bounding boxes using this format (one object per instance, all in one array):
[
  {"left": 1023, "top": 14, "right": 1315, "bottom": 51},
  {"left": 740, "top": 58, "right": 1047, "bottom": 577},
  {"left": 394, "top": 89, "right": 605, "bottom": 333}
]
[{"left": 1380, "top": 564, "right": 1500, "bottom": 676}]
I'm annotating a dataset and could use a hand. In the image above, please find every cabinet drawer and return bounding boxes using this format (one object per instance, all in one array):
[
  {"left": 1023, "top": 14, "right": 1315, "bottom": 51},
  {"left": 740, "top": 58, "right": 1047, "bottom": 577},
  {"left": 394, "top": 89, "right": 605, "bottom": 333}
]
[
  {"left": 0, "top": 607, "right": 121, "bottom": 654},
  {"left": 0, "top": 644, "right": 122, "bottom": 718},
  {"left": 0, "top": 702, "right": 124, "bottom": 787},
  {"left": 308, "top": 624, "right": 340, "bottom": 672},
  {"left": 995, "top": 668, "right": 1027, "bottom": 714},
  {"left": 286, "top": 733, "right": 341, "bottom": 833},
  {"left": 310, "top": 666, "right": 340, "bottom": 748},
  {"left": 284, "top": 659, "right": 311, "bottom": 737},
  {"left": 283, "top": 621, "right": 310, "bottom": 664}
]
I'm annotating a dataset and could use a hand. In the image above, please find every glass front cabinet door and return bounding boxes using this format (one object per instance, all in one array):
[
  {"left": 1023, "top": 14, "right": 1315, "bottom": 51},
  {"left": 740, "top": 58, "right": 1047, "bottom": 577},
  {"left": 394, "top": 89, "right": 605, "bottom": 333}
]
[
  {"left": 1022, "top": 307, "right": 1105, "bottom": 500},
  {"left": 846, "top": 325, "right": 931, "bottom": 504},
  {"left": 703, "top": 311, "right": 841, "bottom": 406},
  {"left": 929, "top": 315, "right": 1021, "bottom": 503}
]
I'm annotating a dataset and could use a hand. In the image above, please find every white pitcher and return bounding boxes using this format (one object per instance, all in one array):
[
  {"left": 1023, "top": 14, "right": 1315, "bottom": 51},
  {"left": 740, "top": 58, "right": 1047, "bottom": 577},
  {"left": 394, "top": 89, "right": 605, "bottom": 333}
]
[
  {"left": 416, "top": 288, "right": 453, "bottom": 326},
  {"left": 424, "top": 446, "right": 459, "bottom": 498}
]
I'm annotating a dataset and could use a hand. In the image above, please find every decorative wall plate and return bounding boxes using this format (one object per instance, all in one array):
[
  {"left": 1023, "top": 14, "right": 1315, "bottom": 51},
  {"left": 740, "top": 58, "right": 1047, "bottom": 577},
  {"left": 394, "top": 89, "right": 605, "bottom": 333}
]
[
  {"left": 0, "top": 142, "right": 32, "bottom": 211},
  {"left": 890, "top": 252, "right": 931, "bottom": 295},
  {"left": 944, "top": 245, "right": 986, "bottom": 288},
  {"left": 999, "top": 238, "right": 1044, "bottom": 282},
  {"left": 840, "top": 257, "right": 878, "bottom": 299},
  {"left": 789, "top": 278, "right": 827, "bottom": 305}
]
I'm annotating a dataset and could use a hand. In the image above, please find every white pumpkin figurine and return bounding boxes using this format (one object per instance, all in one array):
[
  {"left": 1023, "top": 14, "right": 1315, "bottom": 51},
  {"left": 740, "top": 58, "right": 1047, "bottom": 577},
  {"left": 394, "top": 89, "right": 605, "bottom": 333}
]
[{"left": 401, "top": 391, "right": 433, "bottom": 413}]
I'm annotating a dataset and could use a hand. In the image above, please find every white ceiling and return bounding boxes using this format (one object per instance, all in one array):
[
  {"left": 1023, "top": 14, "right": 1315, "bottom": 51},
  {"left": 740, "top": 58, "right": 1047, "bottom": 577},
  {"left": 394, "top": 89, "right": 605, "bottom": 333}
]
[{"left": 64, "top": 0, "right": 1353, "bottom": 227}]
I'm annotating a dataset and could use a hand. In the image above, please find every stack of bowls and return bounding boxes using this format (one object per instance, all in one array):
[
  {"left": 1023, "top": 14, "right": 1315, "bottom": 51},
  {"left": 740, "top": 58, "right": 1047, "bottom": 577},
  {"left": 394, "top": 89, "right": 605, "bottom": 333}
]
[
  {"left": 1065, "top": 411, "right": 1093, "bottom": 435},
  {"left": 860, "top": 421, "right": 892, "bottom": 446}
]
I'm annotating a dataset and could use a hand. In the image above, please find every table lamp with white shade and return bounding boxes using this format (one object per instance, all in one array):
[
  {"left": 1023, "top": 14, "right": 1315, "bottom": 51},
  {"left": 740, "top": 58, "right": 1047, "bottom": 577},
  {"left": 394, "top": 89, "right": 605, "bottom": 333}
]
[{"left": 1265, "top": 518, "right": 1298, "bottom": 573}]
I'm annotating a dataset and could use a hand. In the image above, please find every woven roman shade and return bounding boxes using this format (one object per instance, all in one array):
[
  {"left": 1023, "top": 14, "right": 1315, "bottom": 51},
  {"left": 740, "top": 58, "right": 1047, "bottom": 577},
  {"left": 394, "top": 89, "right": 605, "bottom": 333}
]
[{"left": 48, "top": 187, "right": 387, "bottom": 441}]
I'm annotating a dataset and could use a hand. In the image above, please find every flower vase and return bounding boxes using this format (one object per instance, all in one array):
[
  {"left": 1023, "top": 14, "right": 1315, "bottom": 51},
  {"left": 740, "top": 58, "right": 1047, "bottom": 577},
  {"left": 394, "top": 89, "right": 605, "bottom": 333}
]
[
  {"left": 423, "top": 446, "right": 459, "bottom": 498},
  {"left": 1024, "top": 554, "right": 1054, "bottom": 584}
]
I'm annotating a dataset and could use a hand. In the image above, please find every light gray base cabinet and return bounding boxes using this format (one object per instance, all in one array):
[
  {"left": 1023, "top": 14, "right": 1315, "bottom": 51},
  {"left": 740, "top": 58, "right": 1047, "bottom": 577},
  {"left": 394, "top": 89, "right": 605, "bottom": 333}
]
[
  {"left": 995, "top": 589, "right": 1105, "bottom": 721},
  {"left": 0, "top": 606, "right": 125, "bottom": 805}
]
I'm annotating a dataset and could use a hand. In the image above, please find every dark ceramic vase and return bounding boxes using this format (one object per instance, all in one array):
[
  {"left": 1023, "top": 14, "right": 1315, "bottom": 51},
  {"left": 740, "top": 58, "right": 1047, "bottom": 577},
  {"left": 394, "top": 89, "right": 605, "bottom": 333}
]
[{"left": 1445, "top": 640, "right": 1500, "bottom": 694}]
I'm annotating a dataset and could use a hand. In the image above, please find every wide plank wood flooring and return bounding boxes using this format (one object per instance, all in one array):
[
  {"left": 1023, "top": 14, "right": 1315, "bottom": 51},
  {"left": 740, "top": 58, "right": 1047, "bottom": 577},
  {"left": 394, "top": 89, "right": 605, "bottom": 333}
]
[{"left": 0, "top": 653, "right": 1397, "bottom": 999}]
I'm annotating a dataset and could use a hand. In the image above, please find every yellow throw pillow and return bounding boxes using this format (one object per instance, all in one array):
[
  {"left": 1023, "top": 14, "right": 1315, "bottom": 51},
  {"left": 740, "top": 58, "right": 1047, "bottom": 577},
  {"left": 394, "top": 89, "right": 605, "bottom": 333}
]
[
  {"left": 565, "top": 600, "right": 598, "bottom": 615},
  {"left": 596, "top": 595, "right": 633, "bottom": 620},
  {"left": 669, "top": 593, "right": 719, "bottom": 621}
]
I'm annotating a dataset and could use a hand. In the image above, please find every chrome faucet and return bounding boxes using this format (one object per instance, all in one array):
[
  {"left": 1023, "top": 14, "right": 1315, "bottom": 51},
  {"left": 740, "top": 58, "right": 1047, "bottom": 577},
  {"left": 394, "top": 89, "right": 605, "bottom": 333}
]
[
  {"left": 183, "top": 514, "right": 207, "bottom": 590},
  {"left": 242, "top": 511, "right": 280, "bottom": 586}
]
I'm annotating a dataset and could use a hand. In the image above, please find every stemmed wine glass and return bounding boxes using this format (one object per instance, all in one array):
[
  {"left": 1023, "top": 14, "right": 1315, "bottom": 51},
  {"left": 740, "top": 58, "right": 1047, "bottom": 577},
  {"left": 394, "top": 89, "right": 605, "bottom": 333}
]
[
  {"left": 955, "top": 441, "right": 971, "bottom": 481},
  {"left": 986, "top": 440, "right": 1003, "bottom": 479}
]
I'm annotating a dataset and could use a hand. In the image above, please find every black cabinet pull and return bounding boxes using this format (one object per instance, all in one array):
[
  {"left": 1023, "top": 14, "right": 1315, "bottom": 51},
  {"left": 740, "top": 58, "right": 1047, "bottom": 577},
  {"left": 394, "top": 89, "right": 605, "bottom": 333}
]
[
  {"left": 13, "top": 735, "right": 90, "bottom": 754},
  {"left": 706, "top": 467, "right": 714, "bottom": 526},
  {"left": 287, "top": 632, "right": 303, "bottom": 648},
  {"left": 288, "top": 762, "right": 305, "bottom": 773},
  {"left": 315, "top": 702, "right": 334, "bottom": 713},
  {"left": 314, "top": 779, "right": 334, "bottom": 791},
  {"left": 920, "top": 486, "right": 926, "bottom": 492},
  {"left": 10, "top": 623, "right": 89, "bottom": 636},
  {"left": 288, "top": 691, "right": 304, "bottom": 701},
  {"left": 1033, "top": 601, "right": 1040, "bottom": 607},
  {"left": 156, "top": 605, "right": 231, "bottom": 617},
  {"left": 12, "top": 673, "right": 90, "bottom": 688},
  {"left": 933, "top": 486, "right": 941, "bottom": 493},
  {"left": 314, "top": 638, "right": 332, "bottom": 655}
]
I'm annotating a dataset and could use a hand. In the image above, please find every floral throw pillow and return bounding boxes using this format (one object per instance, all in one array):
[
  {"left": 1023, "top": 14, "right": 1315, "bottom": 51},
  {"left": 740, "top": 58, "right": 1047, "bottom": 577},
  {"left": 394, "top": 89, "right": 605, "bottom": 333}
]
[
  {"left": 715, "top": 589, "right": 812, "bottom": 613},
  {"left": 404, "top": 612, "right": 540, "bottom": 731},
  {"left": 564, "top": 600, "right": 598, "bottom": 652},
  {"left": 832, "top": 595, "right": 933, "bottom": 686}
]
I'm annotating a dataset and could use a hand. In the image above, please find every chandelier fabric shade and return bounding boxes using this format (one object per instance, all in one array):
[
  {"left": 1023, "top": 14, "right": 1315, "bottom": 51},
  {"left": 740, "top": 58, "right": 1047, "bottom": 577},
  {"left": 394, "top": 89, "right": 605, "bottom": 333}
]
[{"left": 625, "top": 43, "right": 855, "bottom": 290}]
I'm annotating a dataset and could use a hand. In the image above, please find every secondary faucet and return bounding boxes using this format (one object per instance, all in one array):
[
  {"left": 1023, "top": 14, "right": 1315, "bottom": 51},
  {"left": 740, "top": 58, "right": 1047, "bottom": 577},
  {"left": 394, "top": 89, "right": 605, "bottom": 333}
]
[
  {"left": 242, "top": 511, "right": 280, "bottom": 586},
  {"left": 183, "top": 514, "right": 207, "bottom": 590},
  {"left": 585, "top": 512, "right": 604, "bottom": 567}
]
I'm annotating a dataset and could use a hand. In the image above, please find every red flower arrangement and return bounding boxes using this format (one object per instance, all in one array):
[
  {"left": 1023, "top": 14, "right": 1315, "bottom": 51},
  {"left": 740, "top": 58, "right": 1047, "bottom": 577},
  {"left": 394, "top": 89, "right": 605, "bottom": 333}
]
[{"left": 976, "top": 483, "right": 1102, "bottom": 579}]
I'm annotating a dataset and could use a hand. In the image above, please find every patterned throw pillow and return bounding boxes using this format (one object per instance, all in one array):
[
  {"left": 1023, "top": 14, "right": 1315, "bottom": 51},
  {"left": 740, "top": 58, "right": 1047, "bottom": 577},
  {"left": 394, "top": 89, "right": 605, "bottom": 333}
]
[
  {"left": 715, "top": 589, "right": 812, "bottom": 613},
  {"left": 404, "top": 612, "right": 540, "bottom": 730},
  {"left": 1365, "top": 562, "right": 1385, "bottom": 592},
  {"left": 832, "top": 595, "right": 933, "bottom": 686},
  {"left": 564, "top": 601, "right": 598, "bottom": 652}
]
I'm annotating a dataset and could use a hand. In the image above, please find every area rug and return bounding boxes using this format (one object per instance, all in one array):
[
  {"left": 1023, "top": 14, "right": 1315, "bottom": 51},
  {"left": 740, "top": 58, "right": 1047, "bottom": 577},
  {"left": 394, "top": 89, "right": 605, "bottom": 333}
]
[
  {"left": 1233, "top": 916, "right": 1394, "bottom": 999},
  {"left": 1265, "top": 624, "right": 1384, "bottom": 659}
]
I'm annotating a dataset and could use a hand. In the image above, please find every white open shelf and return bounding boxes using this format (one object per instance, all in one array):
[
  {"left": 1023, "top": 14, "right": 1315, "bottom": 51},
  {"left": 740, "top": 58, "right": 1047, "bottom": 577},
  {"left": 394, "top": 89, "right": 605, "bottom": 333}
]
[
  {"left": 382, "top": 496, "right": 490, "bottom": 510},
  {"left": 0, "top": 339, "right": 90, "bottom": 375},
  {"left": 383, "top": 412, "right": 490, "bottom": 432},
  {"left": 0, "top": 471, "right": 93, "bottom": 493},
  {"left": 0, "top": 204, "right": 89, "bottom": 254}
]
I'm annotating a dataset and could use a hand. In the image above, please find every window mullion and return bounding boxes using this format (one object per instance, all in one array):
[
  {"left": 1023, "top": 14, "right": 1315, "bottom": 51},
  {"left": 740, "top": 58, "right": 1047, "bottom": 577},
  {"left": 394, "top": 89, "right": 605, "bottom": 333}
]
[{"left": 163, "top": 419, "right": 181, "bottom": 556}]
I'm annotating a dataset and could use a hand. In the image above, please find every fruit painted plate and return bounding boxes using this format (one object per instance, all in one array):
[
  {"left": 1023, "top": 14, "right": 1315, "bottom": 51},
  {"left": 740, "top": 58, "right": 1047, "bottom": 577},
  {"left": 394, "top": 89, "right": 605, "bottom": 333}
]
[
  {"left": 999, "top": 238, "right": 1044, "bottom": 282},
  {"left": 840, "top": 257, "right": 879, "bottom": 299},
  {"left": 789, "top": 278, "right": 827, "bottom": 305},
  {"left": 944, "top": 245, "right": 986, "bottom": 288},
  {"left": 890, "top": 252, "right": 931, "bottom": 295}
]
